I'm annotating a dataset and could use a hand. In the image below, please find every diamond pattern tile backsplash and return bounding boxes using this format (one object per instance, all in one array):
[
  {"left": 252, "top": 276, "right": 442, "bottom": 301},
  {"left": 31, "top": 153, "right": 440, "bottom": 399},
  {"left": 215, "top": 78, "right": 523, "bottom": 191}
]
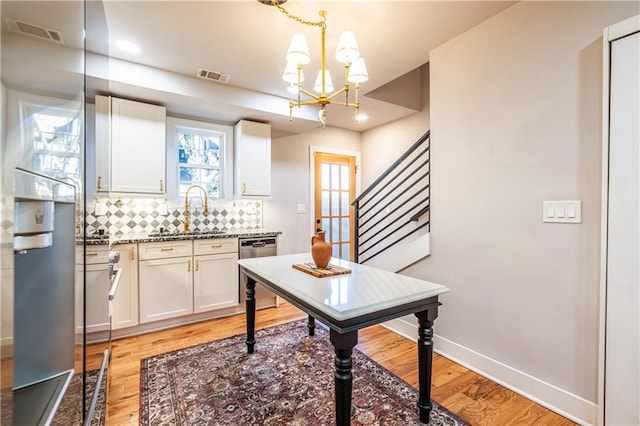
[{"left": 84, "top": 197, "right": 262, "bottom": 236}]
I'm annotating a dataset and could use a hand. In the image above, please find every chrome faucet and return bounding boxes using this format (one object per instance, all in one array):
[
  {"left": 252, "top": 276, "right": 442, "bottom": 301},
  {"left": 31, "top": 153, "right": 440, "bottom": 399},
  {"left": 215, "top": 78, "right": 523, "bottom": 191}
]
[{"left": 183, "top": 184, "right": 209, "bottom": 232}]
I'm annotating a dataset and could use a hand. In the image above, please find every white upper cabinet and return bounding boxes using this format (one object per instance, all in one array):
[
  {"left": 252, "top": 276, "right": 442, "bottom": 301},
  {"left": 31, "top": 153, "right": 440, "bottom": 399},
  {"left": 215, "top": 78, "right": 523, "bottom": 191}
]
[
  {"left": 95, "top": 95, "right": 166, "bottom": 194},
  {"left": 234, "top": 120, "right": 271, "bottom": 197}
]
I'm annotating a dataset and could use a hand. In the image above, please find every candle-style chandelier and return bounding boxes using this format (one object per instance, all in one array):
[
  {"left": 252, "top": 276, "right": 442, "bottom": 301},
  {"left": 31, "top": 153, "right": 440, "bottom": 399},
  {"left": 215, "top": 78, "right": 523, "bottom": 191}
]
[{"left": 264, "top": 0, "right": 369, "bottom": 127}]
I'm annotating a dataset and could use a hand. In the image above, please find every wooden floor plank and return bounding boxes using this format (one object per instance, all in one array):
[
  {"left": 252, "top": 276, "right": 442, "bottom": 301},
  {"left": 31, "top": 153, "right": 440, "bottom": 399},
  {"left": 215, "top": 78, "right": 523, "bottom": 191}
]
[{"left": 101, "top": 301, "right": 576, "bottom": 425}]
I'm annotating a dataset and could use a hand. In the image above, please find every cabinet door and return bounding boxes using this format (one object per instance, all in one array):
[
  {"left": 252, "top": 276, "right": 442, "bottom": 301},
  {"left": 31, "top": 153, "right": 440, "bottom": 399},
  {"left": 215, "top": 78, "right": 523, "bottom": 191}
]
[
  {"left": 110, "top": 97, "right": 166, "bottom": 194},
  {"left": 139, "top": 257, "right": 193, "bottom": 323},
  {"left": 76, "top": 263, "right": 110, "bottom": 333},
  {"left": 193, "top": 252, "right": 239, "bottom": 313},
  {"left": 111, "top": 244, "right": 139, "bottom": 330},
  {"left": 234, "top": 120, "right": 271, "bottom": 197}
]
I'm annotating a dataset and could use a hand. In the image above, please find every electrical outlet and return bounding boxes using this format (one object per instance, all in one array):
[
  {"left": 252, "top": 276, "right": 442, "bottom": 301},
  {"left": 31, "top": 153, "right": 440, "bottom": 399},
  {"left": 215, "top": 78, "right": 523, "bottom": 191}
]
[
  {"left": 94, "top": 201, "right": 108, "bottom": 216},
  {"left": 158, "top": 201, "right": 168, "bottom": 216}
]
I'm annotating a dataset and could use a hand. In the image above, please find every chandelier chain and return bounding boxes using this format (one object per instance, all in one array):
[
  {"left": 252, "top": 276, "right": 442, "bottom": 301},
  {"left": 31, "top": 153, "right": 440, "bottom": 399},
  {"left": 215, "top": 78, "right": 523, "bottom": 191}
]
[{"left": 270, "top": 0, "right": 325, "bottom": 28}]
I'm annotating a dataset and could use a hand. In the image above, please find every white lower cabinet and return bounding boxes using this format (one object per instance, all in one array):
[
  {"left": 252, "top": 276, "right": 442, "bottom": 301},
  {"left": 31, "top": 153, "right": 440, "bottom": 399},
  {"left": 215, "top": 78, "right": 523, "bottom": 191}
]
[
  {"left": 194, "top": 252, "right": 239, "bottom": 313},
  {"left": 139, "top": 240, "right": 194, "bottom": 324},
  {"left": 193, "top": 238, "right": 239, "bottom": 313},
  {"left": 139, "top": 256, "right": 193, "bottom": 323},
  {"left": 80, "top": 263, "right": 110, "bottom": 333},
  {"left": 76, "top": 247, "right": 111, "bottom": 334},
  {"left": 111, "top": 244, "right": 139, "bottom": 330},
  {"left": 138, "top": 238, "right": 239, "bottom": 323}
]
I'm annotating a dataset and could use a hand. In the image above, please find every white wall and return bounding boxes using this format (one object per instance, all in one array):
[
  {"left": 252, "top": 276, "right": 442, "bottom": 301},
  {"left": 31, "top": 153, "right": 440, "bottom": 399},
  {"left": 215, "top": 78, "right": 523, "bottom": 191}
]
[
  {"left": 377, "top": 2, "right": 638, "bottom": 424},
  {"left": 263, "top": 126, "right": 361, "bottom": 255},
  {"left": 361, "top": 64, "right": 430, "bottom": 188}
]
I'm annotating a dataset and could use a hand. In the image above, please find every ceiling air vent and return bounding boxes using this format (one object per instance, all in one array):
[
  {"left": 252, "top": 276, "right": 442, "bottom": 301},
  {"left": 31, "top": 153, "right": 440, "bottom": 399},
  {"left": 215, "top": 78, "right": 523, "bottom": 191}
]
[
  {"left": 6, "top": 19, "right": 64, "bottom": 44},
  {"left": 196, "top": 68, "right": 231, "bottom": 84}
]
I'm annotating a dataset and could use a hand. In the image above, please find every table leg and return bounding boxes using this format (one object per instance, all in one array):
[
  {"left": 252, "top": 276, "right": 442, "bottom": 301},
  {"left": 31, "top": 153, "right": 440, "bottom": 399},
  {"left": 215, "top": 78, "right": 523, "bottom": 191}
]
[
  {"left": 245, "top": 275, "right": 256, "bottom": 354},
  {"left": 415, "top": 308, "right": 439, "bottom": 423},
  {"left": 330, "top": 329, "right": 358, "bottom": 426},
  {"left": 308, "top": 315, "right": 316, "bottom": 336}
]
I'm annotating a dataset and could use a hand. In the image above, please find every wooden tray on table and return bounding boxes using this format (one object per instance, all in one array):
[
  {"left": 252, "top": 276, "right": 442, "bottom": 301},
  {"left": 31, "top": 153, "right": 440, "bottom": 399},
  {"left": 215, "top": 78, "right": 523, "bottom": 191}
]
[{"left": 292, "top": 263, "right": 352, "bottom": 278}]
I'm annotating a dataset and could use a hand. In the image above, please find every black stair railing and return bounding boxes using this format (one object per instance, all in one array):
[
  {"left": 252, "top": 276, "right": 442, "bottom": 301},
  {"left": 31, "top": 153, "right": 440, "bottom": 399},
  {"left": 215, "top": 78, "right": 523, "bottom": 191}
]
[{"left": 352, "top": 130, "right": 430, "bottom": 264}]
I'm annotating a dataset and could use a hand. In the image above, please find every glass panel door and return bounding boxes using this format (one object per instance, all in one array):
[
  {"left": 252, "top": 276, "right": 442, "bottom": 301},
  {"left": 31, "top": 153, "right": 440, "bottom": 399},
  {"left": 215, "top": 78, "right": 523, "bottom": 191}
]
[{"left": 314, "top": 152, "right": 356, "bottom": 261}]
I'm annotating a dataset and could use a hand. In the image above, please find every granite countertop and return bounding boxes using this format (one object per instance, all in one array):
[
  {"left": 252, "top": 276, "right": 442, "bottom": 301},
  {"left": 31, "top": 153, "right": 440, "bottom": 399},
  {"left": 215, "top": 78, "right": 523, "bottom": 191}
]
[{"left": 78, "top": 229, "right": 281, "bottom": 246}]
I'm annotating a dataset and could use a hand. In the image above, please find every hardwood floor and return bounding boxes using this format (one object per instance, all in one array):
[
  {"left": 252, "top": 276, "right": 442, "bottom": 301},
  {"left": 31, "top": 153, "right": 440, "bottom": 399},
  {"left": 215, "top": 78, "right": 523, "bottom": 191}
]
[{"left": 97, "top": 301, "right": 576, "bottom": 425}]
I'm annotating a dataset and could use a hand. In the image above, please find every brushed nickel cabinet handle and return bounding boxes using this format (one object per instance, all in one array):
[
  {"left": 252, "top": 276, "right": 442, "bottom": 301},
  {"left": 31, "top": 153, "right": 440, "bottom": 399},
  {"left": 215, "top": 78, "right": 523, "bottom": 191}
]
[
  {"left": 160, "top": 179, "right": 164, "bottom": 192},
  {"left": 160, "top": 247, "right": 174, "bottom": 252},
  {"left": 97, "top": 176, "right": 102, "bottom": 190},
  {"left": 195, "top": 259, "right": 199, "bottom": 271},
  {"left": 211, "top": 244, "right": 222, "bottom": 248},
  {"left": 242, "top": 183, "right": 247, "bottom": 194},
  {"left": 187, "top": 260, "right": 191, "bottom": 272}
]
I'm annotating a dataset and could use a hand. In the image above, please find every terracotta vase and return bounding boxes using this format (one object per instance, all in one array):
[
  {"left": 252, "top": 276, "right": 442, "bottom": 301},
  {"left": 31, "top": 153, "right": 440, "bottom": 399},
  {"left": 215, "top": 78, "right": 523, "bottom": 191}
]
[{"left": 311, "top": 231, "right": 331, "bottom": 269}]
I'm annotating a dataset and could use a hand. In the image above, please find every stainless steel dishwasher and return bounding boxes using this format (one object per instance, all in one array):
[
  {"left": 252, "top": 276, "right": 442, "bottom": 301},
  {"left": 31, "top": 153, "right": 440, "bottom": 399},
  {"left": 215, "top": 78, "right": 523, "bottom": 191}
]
[{"left": 239, "top": 236, "right": 279, "bottom": 308}]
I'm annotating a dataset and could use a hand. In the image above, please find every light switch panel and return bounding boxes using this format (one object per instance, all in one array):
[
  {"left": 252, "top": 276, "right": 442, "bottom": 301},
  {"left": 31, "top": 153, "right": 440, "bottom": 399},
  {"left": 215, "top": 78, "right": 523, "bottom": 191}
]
[
  {"left": 296, "top": 204, "right": 306, "bottom": 214},
  {"left": 542, "top": 201, "right": 581, "bottom": 223}
]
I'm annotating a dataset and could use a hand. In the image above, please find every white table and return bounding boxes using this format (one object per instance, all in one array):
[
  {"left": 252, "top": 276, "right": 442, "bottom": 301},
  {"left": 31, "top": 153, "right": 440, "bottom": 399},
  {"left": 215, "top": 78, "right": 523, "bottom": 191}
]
[{"left": 238, "top": 253, "right": 449, "bottom": 425}]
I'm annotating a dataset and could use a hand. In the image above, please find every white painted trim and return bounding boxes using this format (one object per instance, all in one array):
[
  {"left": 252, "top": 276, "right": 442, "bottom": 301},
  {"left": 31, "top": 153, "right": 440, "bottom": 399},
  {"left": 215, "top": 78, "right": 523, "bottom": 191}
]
[
  {"left": 606, "top": 14, "right": 640, "bottom": 42},
  {"left": 308, "top": 145, "right": 361, "bottom": 239},
  {"left": 382, "top": 316, "right": 417, "bottom": 341},
  {"left": 598, "top": 22, "right": 612, "bottom": 426},
  {"left": 364, "top": 232, "right": 430, "bottom": 272},
  {"left": 383, "top": 318, "right": 598, "bottom": 425}
]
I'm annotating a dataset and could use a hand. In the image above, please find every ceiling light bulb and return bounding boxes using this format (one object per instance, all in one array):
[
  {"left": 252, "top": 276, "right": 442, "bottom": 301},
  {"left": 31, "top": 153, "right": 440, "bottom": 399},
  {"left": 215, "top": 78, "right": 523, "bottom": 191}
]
[
  {"left": 286, "top": 34, "right": 310, "bottom": 66},
  {"left": 314, "top": 70, "right": 334, "bottom": 94},
  {"left": 335, "top": 31, "right": 360, "bottom": 64},
  {"left": 356, "top": 112, "right": 368, "bottom": 122},
  {"left": 318, "top": 108, "right": 327, "bottom": 126},
  {"left": 115, "top": 39, "right": 141, "bottom": 54},
  {"left": 282, "top": 61, "right": 304, "bottom": 84},
  {"left": 347, "top": 57, "right": 369, "bottom": 83}
]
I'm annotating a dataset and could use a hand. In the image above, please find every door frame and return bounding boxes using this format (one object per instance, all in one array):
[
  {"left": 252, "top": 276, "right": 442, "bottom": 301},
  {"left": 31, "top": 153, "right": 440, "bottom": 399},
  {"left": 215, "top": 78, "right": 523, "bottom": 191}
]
[
  {"left": 598, "top": 15, "right": 640, "bottom": 426},
  {"left": 309, "top": 145, "right": 361, "bottom": 245}
]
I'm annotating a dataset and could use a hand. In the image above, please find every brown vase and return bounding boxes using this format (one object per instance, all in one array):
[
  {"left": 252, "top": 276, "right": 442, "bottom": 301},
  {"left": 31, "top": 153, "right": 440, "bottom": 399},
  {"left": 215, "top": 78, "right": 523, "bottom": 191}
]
[{"left": 311, "top": 231, "right": 331, "bottom": 269}]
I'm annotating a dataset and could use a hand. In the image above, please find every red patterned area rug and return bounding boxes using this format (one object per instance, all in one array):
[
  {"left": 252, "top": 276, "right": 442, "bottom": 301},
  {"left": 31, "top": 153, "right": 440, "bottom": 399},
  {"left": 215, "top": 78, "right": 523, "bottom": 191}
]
[{"left": 140, "top": 319, "right": 468, "bottom": 425}]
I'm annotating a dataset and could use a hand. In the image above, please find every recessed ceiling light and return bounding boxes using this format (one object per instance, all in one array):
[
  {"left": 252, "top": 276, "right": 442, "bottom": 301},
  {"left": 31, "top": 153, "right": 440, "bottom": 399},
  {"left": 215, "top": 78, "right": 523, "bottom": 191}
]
[
  {"left": 356, "top": 113, "right": 368, "bottom": 122},
  {"left": 115, "top": 39, "right": 141, "bottom": 54}
]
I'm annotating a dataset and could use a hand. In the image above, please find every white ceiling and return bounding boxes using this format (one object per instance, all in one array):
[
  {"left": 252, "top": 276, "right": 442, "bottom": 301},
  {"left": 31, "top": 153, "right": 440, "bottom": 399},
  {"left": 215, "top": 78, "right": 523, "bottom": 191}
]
[{"left": 1, "top": 1, "right": 516, "bottom": 136}]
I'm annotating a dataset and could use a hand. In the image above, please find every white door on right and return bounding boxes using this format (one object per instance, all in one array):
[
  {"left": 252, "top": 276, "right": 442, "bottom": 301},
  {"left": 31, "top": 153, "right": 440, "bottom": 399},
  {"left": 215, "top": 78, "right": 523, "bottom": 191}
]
[{"left": 603, "top": 15, "right": 640, "bottom": 426}]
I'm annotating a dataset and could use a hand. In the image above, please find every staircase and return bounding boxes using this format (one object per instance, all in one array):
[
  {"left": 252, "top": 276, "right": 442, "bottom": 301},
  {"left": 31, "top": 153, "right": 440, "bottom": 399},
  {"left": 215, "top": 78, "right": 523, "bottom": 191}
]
[{"left": 352, "top": 130, "right": 431, "bottom": 271}]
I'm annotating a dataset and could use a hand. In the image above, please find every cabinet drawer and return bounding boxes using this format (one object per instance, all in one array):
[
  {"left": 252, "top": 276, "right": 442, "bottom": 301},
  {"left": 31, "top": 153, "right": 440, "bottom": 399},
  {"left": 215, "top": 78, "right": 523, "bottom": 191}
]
[
  {"left": 78, "top": 246, "right": 111, "bottom": 265},
  {"left": 139, "top": 240, "right": 193, "bottom": 260},
  {"left": 193, "top": 238, "right": 238, "bottom": 256}
]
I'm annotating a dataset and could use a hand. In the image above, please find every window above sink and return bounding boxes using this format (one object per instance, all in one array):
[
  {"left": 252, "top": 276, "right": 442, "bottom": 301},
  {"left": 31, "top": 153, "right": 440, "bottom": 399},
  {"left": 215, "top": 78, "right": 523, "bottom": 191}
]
[{"left": 166, "top": 117, "right": 234, "bottom": 204}]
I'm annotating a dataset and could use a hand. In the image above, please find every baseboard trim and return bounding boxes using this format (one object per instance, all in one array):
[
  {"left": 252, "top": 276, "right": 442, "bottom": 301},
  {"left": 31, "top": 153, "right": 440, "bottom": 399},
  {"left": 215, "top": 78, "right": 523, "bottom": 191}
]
[{"left": 382, "top": 317, "right": 597, "bottom": 426}]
